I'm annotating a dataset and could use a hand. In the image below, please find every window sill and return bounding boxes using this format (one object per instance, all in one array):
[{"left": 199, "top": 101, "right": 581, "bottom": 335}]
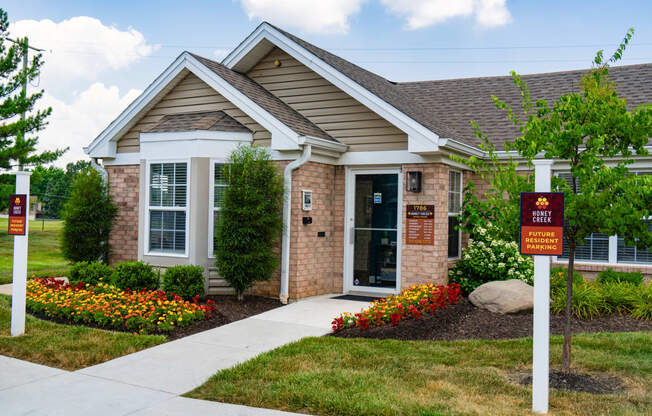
[{"left": 144, "top": 251, "right": 189, "bottom": 258}]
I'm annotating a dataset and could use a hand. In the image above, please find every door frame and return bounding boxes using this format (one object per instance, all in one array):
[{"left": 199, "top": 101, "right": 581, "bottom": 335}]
[{"left": 343, "top": 166, "right": 403, "bottom": 295}]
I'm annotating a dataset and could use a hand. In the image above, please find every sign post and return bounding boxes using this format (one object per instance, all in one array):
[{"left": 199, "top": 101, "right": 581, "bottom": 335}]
[
  {"left": 10, "top": 171, "right": 31, "bottom": 337},
  {"left": 521, "top": 160, "right": 563, "bottom": 415}
]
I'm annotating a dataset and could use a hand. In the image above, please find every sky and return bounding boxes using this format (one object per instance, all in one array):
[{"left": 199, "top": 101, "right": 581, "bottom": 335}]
[{"left": 3, "top": 0, "right": 652, "bottom": 166}]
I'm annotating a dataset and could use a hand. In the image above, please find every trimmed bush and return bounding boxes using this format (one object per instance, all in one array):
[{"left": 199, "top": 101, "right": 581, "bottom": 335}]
[
  {"left": 597, "top": 268, "right": 643, "bottom": 286},
  {"left": 111, "top": 261, "right": 159, "bottom": 291},
  {"left": 162, "top": 265, "right": 205, "bottom": 300},
  {"left": 449, "top": 222, "right": 533, "bottom": 294},
  {"left": 61, "top": 168, "right": 117, "bottom": 263},
  {"left": 69, "top": 261, "right": 113, "bottom": 286}
]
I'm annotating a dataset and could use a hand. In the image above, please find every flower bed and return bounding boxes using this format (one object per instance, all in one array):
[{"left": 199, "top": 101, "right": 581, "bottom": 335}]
[
  {"left": 26, "top": 278, "right": 216, "bottom": 334},
  {"left": 331, "top": 283, "right": 461, "bottom": 332}
]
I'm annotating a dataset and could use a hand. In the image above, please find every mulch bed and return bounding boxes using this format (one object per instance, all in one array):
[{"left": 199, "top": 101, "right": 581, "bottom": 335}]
[
  {"left": 514, "top": 371, "right": 625, "bottom": 395},
  {"left": 27, "top": 295, "right": 281, "bottom": 341},
  {"left": 331, "top": 298, "right": 652, "bottom": 341}
]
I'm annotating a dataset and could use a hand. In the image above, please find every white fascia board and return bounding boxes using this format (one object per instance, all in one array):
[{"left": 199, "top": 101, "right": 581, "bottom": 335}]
[
  {"left": 224, "top": 23, "right": 439, "bottom": 149},
  {"left": 87, "top": 51, "right": 302, "bottom": 160},
  {"left": 102, "top": 152, "right": 141, "bottom": 166},
  {"left": 139, "top": 130, "right": 252, "bottom": 160},
  {"left": 183, "top": 54, "right": 300, "bottom": 151},
  {"left": 298, "top": 135, "right": 348, "bottom": 153},
  {"left": 140, "top": 130, "right": 252, "bottom": 143},
  {"left": 438, "top": 138, "right": 485, "bottom": 158},
  {"left": 86, "top": 53, "right": 189, "bottom": 157}
]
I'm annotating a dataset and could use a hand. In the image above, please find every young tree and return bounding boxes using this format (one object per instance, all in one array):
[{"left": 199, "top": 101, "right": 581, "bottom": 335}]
[
  {"left": 31, "top": 160, "right": 91, "bottom": 218},
  {"left": 471, "top": 29, "right": 652, "bottom": 373},
  {"left": 215, "top": 145, "right": 284, "bottom": 300},
  {"left": 61, "top": 168, "right": 117, "bottom": 263},
  {"left": 0, "top": 8, "right": 66, "bottom": 170}
]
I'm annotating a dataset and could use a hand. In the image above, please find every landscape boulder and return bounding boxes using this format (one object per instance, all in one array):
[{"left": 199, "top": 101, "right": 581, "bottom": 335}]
[{"left": 468, "top": 279, "right": 534, "bottom": 314}]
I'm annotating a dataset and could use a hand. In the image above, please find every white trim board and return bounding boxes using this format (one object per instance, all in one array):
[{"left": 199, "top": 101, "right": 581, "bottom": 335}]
[{"left": 223, "top": 22, "right": 441, "bottom": 153}]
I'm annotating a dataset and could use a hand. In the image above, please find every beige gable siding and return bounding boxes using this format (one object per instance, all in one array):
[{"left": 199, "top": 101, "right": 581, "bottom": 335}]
[
  {"left": 247, "top": 47, "right": 408, "bottom": 151},
  {"left": 116, "top": 73, "right": 272, "bottom": 153}
]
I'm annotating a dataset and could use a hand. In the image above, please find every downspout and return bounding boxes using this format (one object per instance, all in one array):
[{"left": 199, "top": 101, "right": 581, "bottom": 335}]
[
  {"left": 90, "top": 158, "right": 108, "bottom": 184},
  {"left": 280, "top": 144, "right": 312, "bottom": 304}
]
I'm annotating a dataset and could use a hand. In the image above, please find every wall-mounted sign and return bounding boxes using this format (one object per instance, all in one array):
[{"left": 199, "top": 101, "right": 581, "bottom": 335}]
[
  {"left": 8, "top": 194, "right": 27, "bottom": 236},
  {"left": 520, "top": 192, "right": 564, "bottom": 256},
  {"left": 406, "top": 204, "right": 434, "bottom": 245},
  {"left": 373, "top": 192, "right": 382, "bottom": 204}
]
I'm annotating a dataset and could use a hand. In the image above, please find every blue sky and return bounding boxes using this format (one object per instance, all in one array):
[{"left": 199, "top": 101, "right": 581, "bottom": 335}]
[{"left": 4, "top": 0, "right": 652, "bottom": 165}]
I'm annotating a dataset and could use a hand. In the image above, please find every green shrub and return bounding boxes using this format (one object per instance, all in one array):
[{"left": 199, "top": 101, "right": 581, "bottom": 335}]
[
  {"left": 629, "top": 283, "right": 652, "bottom": 320},
  {"left": 215, "top": 145, "right": 284, "bottom": 300},
  {"left": 449, "top": 222, "right": 533, "bottom": 294},
  {"left": 61, "top": 168, "right": 117, "bottom": 263},
  {"left": 111, "top": 261, "right": 159, "bottom": 291},
  {"left": 550, "top": 267, "right": 584, "bottom": 295},
  {"left": 597, "top": 268, "right": 643, "bottom": 286},
  {"left": 162, "top": 265, "right": 205, "bottom": 300},
  {"left": 551, "top": 282, "right": 602, "bottom": 319},
  {"left": 69, "top": 261, "right": 113, "bottom": 286}
]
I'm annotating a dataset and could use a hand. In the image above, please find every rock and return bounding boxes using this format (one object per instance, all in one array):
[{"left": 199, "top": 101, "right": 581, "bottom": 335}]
[{"left": 469, "top": 280, "right": 533, "bottom": 314}]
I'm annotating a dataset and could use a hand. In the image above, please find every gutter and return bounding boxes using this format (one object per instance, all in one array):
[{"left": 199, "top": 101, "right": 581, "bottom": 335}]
[{"left": 280, "top": 144, "right": 311, "bottom": 304}]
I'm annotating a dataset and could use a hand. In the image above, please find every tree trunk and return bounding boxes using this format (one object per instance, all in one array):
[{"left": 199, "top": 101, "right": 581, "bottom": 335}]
[
  {"left": 562, "top": 242, "right": 575, "bottom": 373},
  {"left": 237, "top": 291, "right": 244, "bottom": 302}
]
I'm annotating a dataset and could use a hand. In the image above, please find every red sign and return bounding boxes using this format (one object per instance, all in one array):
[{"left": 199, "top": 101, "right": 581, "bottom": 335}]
[
  {"left": 8, "top": 194, "right": 27, "bottom": 236},
  {"left": 406, "top": 204, "right": 434, "bottom": 245},
  {"left": 520, "top": 192, "right": 564, "bottom": 256}
]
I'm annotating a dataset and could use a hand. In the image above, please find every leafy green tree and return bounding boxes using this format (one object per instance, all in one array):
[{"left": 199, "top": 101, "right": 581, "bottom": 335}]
[
  {"left": 465, "top": 28, "right": 652, "bottom": 373},
  {"left": 215, "top": 145, "right": 284, "bottom": 300},
  {"left": 61, "top": 168, "right": 117, "bottom": 263},
  {"left": 30, "top": 160, "right": 91, "bottom": 218},
  {"left": 0, "top": 8, "right": 65, "bottom": 170}
]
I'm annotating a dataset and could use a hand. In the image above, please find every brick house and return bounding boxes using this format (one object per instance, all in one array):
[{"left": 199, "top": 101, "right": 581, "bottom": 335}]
[{"left": 85, "top": 22, "right": 652, "bottom": 302}]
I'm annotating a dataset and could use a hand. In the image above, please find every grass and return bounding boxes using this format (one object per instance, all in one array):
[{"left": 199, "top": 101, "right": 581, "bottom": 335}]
[
  {"left": 0, "top": 294, "right": 165, "bottom": 370},
  {"left": 187, "top": 333, "right": 652, "bottom": 416},
  {"left": 0, "top": 218, "right": 70, "bottom": 284}
]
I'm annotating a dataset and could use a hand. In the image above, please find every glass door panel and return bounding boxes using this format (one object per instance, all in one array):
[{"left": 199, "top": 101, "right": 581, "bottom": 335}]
[{"left": 352, "top": 173, "right": 398, "bottom": 289}]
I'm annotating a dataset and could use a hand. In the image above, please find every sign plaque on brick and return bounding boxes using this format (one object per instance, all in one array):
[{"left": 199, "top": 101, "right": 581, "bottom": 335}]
[
  {"left": 406, "top": 204, "right": 434, "bottom": 245},
  {"left": 8, "top": 194, "right": 27, "bottom": 236},
  {"left": 520, "top": 192, "right": 564, "bottom": 256}
]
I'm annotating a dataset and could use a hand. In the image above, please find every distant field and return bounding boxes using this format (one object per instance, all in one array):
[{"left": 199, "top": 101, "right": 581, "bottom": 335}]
[{"left": 0, "top": 218, "right": 69, "bottom": 284}]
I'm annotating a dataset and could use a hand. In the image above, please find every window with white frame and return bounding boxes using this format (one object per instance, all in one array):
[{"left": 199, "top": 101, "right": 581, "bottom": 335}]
[
  {"left": 556, "top": 171, "right": 651, "bottom": 265},
  {"left": 448, "top": 170, "right": 462, "bottom": 259},
  {"left": 209, "top": 162, "right": 228, "bottom": 257},
  {"left": 148, "top": 162, "right": 188, "bottom": 254}
]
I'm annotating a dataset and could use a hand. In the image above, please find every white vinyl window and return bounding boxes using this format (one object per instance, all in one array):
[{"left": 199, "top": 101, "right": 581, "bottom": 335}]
[
  {"left": 208, "top": 162, "right": 228, "bottom": 257},
  {"left": 448, "top": 170, "right": 462, "bottom": 259},
  {"left": 147, "top": 161, "right": 188, "bottom": 256},
  {"left": 556, "top": 171, "right": 651, "bottom": 265}
]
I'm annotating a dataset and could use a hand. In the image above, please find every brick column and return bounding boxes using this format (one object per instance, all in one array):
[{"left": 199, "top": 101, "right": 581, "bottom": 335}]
[{"left": 105, "top": 165, "right": 140, "bottom": 264}]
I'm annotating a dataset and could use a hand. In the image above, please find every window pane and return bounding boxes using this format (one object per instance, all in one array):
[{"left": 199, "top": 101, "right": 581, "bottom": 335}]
[
  {"left": 448, "top": 171, "right": 461, "bottom": 214},
  {"left": 214, "top": 164, "right": 226, "bottom": 185},
  {"left": 149, "top": 210, "right": 185, "bottom": 254},
  {"left": 448, "top": 216, "right": 460, "bottom": 258},
  {"left": 214, "top": 186, "right": 226, "bottom": 208},
  {"left": 175, "top": 163, "right": 187, "bottom": 184},
  {"left": 149, "top": 230, "right": 162, "bottom": 251},
  {"left": 213, "top": 210, "right": 220, "bottom": 253},
  {"left": 162, "top": 231, "right": 175, "bottom": 251},
  {"left": 174, "top": 185, "right": 187, "bottom": 207}
]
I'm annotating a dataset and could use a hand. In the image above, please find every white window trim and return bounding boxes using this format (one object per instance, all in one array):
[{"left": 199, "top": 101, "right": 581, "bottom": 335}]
[
  {"left": 448, "top": 170, "right": 463, "bottom": 260},
  {"left": 552, "top": 170, "right": 652, "bottom": 266},
  {"left": 208, "top": 158, "right": 229, "bottom": 258},
  {"left": 145, "top": 158, "right": 190, "bottom": 258}
]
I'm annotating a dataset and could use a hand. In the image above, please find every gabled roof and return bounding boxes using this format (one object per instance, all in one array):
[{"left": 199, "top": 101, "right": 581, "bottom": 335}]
[
  {"left": 189, "top": 53, "right": 332, "bottom": 141},
  {"left": 397, "top": 63, "right": 652, "bottom": 150},
  {"left": 147, "top": 111, "right": 251, "bottom": 133}
]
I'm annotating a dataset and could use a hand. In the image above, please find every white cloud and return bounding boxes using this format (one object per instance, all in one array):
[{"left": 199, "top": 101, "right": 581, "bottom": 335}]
[
  {"left": 37, "top": 84, "right": 141, "bottom": 166},
  {"left": 381, "top": 0, "right": 511, "bottom": 30},
  {"left": 239, "top": 0, "right": 365, "bottom": 34},
  {"left": 213, "top": 48, "right": 231, "bottom": 61},
  {"left": 9, "top": 16, "right": 159, "bottom": 90}
]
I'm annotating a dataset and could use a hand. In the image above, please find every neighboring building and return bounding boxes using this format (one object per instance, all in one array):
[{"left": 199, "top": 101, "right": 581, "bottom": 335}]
[{"left": 85, "top": 22, "right": 652, "bottom": 302}]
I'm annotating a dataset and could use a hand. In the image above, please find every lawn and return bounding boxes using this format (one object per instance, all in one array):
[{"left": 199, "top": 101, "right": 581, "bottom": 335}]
[
  {"left": 0, "top": 294, "right": 165, "bottom": 370},
  {"left": 0, "top": 218, "right": 70, "bottom": 284},
  {"left": 187, "top": 333, "right": 652, "bottom": 416}
]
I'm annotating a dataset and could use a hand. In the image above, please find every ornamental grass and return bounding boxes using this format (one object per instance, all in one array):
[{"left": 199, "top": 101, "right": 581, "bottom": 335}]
[
  {"left": 26, "top": 278, "right": 216, "bottom": 334},
  {"left": 331, "top": 283, "right": 461, "bottom": 332}
]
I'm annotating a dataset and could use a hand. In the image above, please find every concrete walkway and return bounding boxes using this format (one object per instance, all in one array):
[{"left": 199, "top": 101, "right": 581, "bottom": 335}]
[
  {"left": 0, "top": 294, "right": 368, "bottom": 415},
  {"left": 0, "top": 283, "right": 12, "bottom": 296}
]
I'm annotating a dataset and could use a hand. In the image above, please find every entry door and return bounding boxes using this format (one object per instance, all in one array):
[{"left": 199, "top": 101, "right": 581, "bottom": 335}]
[{"left": 345, "top": 169, "right": 402, "bottom": 294}]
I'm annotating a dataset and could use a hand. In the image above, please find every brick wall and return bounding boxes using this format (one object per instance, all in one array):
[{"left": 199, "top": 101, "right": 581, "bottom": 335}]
[
  {"left": 105, "top": 165, "right": 139, "bottom": 264},
  {"left": 401, "top": 163, "right": 450, "bottom": 287}
]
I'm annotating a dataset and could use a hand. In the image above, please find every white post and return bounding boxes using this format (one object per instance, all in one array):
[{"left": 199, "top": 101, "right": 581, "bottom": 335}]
[
  {"left": 532, "top": 159, "right": 552, "bottom": 414},
  {"left": 11, "top": 171, "right": 31, "bottom": 337}
]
